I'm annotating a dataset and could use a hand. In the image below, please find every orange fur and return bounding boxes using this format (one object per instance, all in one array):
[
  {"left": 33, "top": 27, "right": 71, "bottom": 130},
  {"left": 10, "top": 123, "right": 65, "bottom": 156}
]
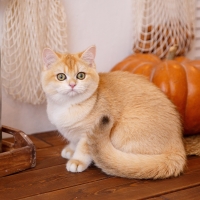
[{"left": 41, "top": 46, "right": 199, "bottom": 179}]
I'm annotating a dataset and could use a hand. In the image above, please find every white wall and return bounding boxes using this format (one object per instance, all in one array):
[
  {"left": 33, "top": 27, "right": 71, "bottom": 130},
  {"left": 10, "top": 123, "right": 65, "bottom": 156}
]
[
  {"left": 62, "top": 0, "right": 133, "bottom": 69},
  {"left": 0, "top": 0, "right": 133, "bottom": 135}
]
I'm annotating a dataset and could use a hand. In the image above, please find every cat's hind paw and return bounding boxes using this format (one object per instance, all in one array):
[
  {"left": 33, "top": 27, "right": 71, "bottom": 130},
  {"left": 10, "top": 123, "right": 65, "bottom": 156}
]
[{"left": 66, "top": 159, "right": 88, "bottom": 172}]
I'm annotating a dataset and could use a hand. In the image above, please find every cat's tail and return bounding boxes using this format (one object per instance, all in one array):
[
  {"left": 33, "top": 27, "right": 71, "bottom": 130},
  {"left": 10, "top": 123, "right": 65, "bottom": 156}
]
[
  {"left": 184, "top": 135, "right": 200, "bottom": 156},
  {"left": 88, "top": 115, "right": 186, "bottom": 179}
]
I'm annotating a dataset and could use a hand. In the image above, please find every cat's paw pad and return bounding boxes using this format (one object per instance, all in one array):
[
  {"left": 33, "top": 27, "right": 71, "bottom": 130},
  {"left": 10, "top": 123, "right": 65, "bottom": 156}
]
[
  {"left": 66, "top": 159, "right": 87, "bottom": 172},
  {"left": 61, "top": 148, "right": 74, "bottom": 159}
]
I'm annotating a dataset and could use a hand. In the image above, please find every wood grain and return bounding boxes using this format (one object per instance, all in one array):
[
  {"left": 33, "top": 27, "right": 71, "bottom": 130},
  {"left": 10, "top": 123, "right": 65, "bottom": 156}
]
[
  {"left": 20, "top": 158, "right": 200, "bottom": 200},
  {"left": 148, "top": 185, "right": 200, "bottom": 200},
  {"left": 33, "top": 145, "right": 66, "bottom": 170},
  {"left": 33, "top": 131, "right": 67, "bottom": 146},
  {"left": 0, "top": 131, "right": 200, "bottom": 200},
  {"left": 0, "top": 164, "right": 109, "bottom": 199}
]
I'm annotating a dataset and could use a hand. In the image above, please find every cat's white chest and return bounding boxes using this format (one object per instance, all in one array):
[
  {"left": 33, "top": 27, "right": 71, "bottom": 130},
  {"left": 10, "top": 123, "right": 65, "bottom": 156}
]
[
  {"left": 46, "top": 98, "right": 94, "bottom": 142},
  {"left": 47, "top": 102, "right": 81, "bottom": 128}
]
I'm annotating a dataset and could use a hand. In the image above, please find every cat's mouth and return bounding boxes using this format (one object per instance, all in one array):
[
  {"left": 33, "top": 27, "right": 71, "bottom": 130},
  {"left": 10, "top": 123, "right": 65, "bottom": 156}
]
[
  {"left": 60, "top": 88, "right": 78, "bottom": 97},
  {"left": 68, "top": 89, "right": 78, "bottom": 96},
  {"left": 56, "top": 88, "right": 78, "bottom": 96}
]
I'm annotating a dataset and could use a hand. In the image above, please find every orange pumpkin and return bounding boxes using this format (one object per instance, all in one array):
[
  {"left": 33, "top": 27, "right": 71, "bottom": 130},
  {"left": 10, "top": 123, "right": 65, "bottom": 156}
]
[{"left": 111, "top": 49, "right": 200, "bottom": 135}]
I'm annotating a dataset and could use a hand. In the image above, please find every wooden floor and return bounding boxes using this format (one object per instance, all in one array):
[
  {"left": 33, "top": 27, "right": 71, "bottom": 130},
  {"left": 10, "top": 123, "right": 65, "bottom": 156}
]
[{"left": 1, "top": 131, "right": 200, "bottom": 200}]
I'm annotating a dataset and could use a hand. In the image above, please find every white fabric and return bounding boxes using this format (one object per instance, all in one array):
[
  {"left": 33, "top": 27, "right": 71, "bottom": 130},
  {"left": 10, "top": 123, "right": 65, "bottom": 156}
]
[
  {"left": 132, "top": 0, "right": 196, "bottom": 58},
  {"left": 1, "top": 0, "right": 68, "bottom": 104}
]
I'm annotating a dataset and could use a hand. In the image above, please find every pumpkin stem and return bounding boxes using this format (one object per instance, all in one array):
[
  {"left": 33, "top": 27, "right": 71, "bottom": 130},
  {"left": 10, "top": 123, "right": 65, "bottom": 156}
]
[{"left": 166, "top": 45, "right": 178, "bottom": 60}]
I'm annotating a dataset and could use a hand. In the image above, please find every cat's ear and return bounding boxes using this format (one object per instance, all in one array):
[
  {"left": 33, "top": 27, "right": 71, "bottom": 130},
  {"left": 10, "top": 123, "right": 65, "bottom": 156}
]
[
  {"left": 42, "top": 48, "right": 59, "bottom": 70},
  {"left": 80, "top": 45, "right": 96, "bottom": 68}
]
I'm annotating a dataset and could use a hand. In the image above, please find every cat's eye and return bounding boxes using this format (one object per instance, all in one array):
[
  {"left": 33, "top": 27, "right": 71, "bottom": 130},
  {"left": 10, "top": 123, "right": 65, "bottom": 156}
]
[
  {"left": 57, "top": 73, "right": 67, "bottom": 81},
  {"left": 76, "top": 72, "right": 86, "bottom": 80}
]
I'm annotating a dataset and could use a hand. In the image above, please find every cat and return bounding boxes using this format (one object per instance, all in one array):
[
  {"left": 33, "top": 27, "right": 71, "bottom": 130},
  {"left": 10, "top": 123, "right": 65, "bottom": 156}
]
[{"left": 41, "top": 46, "right": 199, "bottom": 179}]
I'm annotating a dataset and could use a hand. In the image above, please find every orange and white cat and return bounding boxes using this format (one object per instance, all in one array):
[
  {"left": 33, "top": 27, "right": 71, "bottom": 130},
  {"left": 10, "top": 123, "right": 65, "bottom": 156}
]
[{"left": 41, "top": 46, "right": 198, "bottom": 179}]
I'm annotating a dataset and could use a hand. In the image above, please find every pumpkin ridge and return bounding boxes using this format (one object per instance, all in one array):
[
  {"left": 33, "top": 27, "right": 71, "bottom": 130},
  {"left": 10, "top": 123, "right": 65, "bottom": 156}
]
[
  {"left": 164, "top": 61, "right": 187, "bottom": 127},
  {"left": 155, "top": 61, "right": 171, "bottom": 99},
  {"left": 180, "top": 62, "right": 189, "bottom": 128},
  {"left": 119, "top": 60, "right": 135, "bottom": 71},
  {"left": 149, "top": 64, "right": 157, "bottom": 82},
  {"left": 165, "top": 62, "right": 171, "bottom": 100},
  {"left": 130, "top": 62, "right": 157, "bottom": 73}
]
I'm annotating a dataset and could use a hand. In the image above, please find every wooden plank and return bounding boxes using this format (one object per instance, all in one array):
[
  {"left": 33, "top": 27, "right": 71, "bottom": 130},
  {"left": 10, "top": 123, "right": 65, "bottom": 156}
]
[
  {"left": 33, "top": 145, "right": 66, "bottom": 170},
  {"left": 33, "top": 131, "right": 68, "bottom": 146},
  {"left": 0, "top": 164, "right": 110, "bottom": 200},
  {"left": 148, "top": 185, "right": 200, "bottom": 200},
  {"left": 21, "top": 177, "right": 135, "bottom": 200},
  {"left": 19, "top": 156, "right": 200, "bottom": 200},
  {"left": 28, "top": 135, "right": 52, "bottom": 149},
  {"left": 4, "top": 135, "right": 51, "bottom": 149}
]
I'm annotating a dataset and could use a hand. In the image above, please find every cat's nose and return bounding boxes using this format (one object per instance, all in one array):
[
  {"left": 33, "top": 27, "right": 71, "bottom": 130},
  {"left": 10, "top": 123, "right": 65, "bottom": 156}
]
[{"left": 69, "top": 83, "right": 76, "bottom": 89}]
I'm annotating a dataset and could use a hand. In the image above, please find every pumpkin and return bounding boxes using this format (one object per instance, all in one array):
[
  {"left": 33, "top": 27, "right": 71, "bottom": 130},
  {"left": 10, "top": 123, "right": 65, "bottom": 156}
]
[{"left": 111, "top": 47, "right": 200, "bottom": 135}]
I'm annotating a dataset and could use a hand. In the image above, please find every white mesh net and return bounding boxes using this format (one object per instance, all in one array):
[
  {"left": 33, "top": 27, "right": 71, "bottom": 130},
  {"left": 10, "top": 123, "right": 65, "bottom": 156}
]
[
  {"left": 1, "top": 0, "right": 68, "bottom": 105},
  {"left": 132, "top": 0, "right": 196, "bottom": 58}
]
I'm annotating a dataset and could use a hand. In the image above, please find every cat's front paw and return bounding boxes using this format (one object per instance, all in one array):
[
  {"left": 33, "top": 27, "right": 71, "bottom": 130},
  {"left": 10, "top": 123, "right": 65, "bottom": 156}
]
[
  {"left": 61, "top": 147, "right": 74, "bottom": 159},
  {"left": 66, "top": 159, "right": 88, "bottom": 172}
]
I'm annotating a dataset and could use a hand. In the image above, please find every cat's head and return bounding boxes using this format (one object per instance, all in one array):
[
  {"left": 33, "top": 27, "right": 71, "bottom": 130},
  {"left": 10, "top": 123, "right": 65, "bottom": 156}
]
[{"left": 41, "top": 46, "right": 99, "bottom": 104}]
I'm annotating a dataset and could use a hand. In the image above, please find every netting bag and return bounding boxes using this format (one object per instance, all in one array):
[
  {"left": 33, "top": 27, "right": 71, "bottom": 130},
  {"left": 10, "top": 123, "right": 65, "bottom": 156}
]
[
  {"left": 132, "top": 0, "right": 196, "bottom": 58},
  {"left": 1, "top": 0, "right": 68, "bottom": 104}
]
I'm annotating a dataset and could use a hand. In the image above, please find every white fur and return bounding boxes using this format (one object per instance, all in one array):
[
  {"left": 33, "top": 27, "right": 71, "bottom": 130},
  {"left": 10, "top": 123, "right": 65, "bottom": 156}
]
[
  {"left": 66, "top": 138, "right": 92, "bottom": 172},
  {"left": 61, "top": 142, "right": 75, "bottom": 159},
  {"left": 45, "top": 83, "right": 97, "bottom": 172},
  {"left": 42, "top": 46, "right": 98, "bottom": 173}
]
